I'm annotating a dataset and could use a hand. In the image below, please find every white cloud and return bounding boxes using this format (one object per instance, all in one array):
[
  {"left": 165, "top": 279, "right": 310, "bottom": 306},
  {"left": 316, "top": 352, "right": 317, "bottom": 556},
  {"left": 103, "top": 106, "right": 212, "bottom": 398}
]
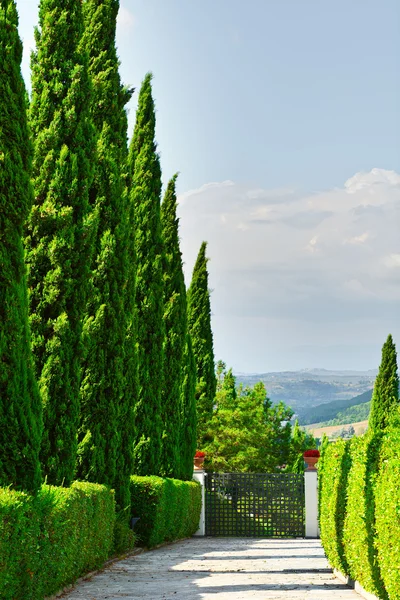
[
  {"left": 117, "top": 5, "right": 135, "bottom": 31},
  {"left": 344, "top": 168, "right": 400, "bottom": 194},
  {"left": 306, "top": 235, "right": 319, "bottom": 253},
  {"left": 178, "top": 168, "right": 400, "bottom": 370},
  {"left": 383, "top": 254, "right": 400, "bottom": 269},
  {"left": 346, "top": 231, "right": 370, "bottom": 245}
]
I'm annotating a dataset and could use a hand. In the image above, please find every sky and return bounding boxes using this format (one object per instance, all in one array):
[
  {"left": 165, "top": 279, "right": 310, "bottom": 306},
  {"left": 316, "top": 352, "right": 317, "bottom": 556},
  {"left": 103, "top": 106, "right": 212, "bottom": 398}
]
[{"left": 16, "top": 0, "right": 400, "bottom": 373}]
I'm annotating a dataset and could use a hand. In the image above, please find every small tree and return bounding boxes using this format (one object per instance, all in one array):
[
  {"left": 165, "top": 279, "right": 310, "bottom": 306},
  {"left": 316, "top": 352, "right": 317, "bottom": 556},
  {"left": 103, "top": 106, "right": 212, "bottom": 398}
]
[
  {"left": 127, "top": 73, "right": 164, "bottom": 476},
  {"left": 369, "top": 334, "right": 399, "bottom": 433},
  {"left": 187, "top": 242, "right": 216, "bottom": 445},
  {"left": 203, "top": 366, "right": 293, "bottom": 472},
  {"left": 0, "top": 0, "right": 42, "bottom": 493}
]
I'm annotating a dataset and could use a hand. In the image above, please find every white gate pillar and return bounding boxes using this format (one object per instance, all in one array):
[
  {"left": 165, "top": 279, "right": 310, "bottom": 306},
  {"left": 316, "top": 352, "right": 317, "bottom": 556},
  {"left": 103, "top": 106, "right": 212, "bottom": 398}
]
[
  {"left": 304, "top": 470, "right": 319, "bottom": 538},
  {"left": 193, "top": 470, "right": 205, "bottom": 536}
]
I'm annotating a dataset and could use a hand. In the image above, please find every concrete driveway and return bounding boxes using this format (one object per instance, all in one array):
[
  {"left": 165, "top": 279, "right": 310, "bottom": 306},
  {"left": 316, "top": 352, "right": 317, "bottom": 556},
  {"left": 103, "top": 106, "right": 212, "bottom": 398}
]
[{"left": 62, "top": 538, "right": 360, "bottom": 599}]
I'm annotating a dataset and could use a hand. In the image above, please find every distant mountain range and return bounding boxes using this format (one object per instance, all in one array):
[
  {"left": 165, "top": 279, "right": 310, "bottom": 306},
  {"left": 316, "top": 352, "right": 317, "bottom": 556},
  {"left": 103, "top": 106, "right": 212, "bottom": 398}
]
[{"left": 234, "top": 368, "right": 376, "bottom": 424}]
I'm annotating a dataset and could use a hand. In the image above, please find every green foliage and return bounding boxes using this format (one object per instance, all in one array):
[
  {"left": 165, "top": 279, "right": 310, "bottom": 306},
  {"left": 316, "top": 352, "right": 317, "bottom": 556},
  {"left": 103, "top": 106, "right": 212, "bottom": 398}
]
[
  {"left": 127, "top": 74, "right": 164, "bottom": 476},
  {"left": 179, "top": 333, "right": 198, "bottom": 480},
  {"left": 160, "top": 174, "right": 189, "bottom": 478},
  {"left": 130, "top": 475, "right": 201, "bottom": 548},
  {"left": 330, "top": 424, "right": 356, "bottom": 439},
  {"left": 318, "top": 438, "right": 352, "bottom": 574},
  {"left": 317, "top": 400, "right": 371, "bottom": 427},
  {"left": 319, "top": 432, "right": 391, "bottom": 599},
  {"left": 342, "top": 434, "right": 386, "bottom": 598},
  {"left": 285, "top": 420, "right": 316, "bottom": 473},
  {"left": 187, "top": 242, "right": 216, "bottom": 444},
  {"left": 0, "top": 482, "right": 115, "bottom": 599},
  {"left": 76, "top": 0, "right": 135, "bottom": 516},
  {"left": 203, "top": 365, "right": 293, "bottom": 472},
  {"left": 26, "top": 0, "right": 96, "bottom": 486},
  {"left": 0, "top": 0, "right": 42, "bottom": 493},
  {"left": 369, "top": 334, "right": 399, "bottom": 433},
  {"left": 375, "top": 411, "right": 400, "bottom": 599},
  {"left": 300, "top": 388, "right": 373, "bottom": 425}
]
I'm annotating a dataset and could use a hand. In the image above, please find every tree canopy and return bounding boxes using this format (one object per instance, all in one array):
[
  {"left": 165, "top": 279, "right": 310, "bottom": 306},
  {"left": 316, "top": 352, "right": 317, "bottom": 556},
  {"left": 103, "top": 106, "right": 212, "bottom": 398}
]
[{"left": 203, "top": 362, "right": 293, "bottom": 472}]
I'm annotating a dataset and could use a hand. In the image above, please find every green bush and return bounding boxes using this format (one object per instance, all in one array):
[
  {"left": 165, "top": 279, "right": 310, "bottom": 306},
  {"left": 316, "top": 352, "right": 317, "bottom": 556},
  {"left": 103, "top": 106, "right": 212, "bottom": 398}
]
[
  {"left": 130, "top": 475, "right": 201, "bottom": 547},
  {"left": 0, "top": 482, "right": 115, "bottom": 600},
  {"left": 342, "top": 434, "right": 386, "bottom": 599},
  {"left": 318, "top": 438, "right": 351, "bottom": 574},
  {"left": 375, "top": 422, "right": 400, "bottom": 600}
]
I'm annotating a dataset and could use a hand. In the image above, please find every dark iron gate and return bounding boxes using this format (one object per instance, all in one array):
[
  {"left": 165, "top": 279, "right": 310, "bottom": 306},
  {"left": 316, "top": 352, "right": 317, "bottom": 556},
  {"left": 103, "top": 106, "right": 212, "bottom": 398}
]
[{"left": 205, "top": 473, "right": 305, "bottom": 537}]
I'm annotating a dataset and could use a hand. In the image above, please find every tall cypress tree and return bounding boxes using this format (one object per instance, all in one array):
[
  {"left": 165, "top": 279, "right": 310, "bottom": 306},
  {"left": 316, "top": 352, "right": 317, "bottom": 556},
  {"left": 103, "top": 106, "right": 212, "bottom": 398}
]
[
  {"left": 127, "top": 73, "right": 164, "bottom": 476},
  {"left": 161, "top": 174, "right": 189, "bottom": 477},
  {"left": 187, "top": 242, "right": 216, "bottom": 445},
  {"left": 26, "top": 0, "right": 96, "bottom": 486},
  {"left": 179, "top": 333, "right": 197, "bottom": 480},
  {"left": 76, "top": 0, "right": 134, "bottom": 514},
  {"left": 0, "top": 0, "right": 42, "bottom": 493},
  {"left": 369, "top": 334, "right": 399, "bottom": 433}
]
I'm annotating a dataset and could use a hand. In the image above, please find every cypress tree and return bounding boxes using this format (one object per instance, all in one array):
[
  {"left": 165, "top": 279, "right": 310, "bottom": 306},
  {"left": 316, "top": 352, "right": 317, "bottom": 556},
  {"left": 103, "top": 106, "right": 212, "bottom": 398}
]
[
  {"left": 25, "top": 0, "right": 96, "bottom": 486},
  {"left": 76, "top": 0, "right": 134, "bottom": 514},
  {"left": 369, "top": 334, "right": 399, "bottom": 433},
  {"left": 179, "top": 333, "right": 197, "bottom": 479},
  {"left": 160, "top": 174, "right": 189, "bottom": 478},
  {"left": 187, "top": 242, "right": 216, "bottom": 445},
  {"left": 127, "top": 73, "right": 164, "bottom": 476},
  {"left": 0, "top": 0, "right": 42, "bottom": 493}
]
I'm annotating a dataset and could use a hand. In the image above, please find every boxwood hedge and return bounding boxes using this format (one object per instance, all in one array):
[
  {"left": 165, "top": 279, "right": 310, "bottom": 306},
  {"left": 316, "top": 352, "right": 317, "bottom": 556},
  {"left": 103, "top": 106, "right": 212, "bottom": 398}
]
[
  {"left": 0, "top": 482, "right": 115, "bottom": 600},
  {"left": 318, "top": 438, "right": 351, "bottom": 574},
  {"left": 130, "top": 475, "right": 201, "bottom": 548},
  {"left": 319, "top": 426, "right": 400, "bottom": 600},
  {"left": 342, "top": 434, "right": 386, "bottom": 599},
  {"left": 375, "top": 422, "right": 400, "bottom": 600}
]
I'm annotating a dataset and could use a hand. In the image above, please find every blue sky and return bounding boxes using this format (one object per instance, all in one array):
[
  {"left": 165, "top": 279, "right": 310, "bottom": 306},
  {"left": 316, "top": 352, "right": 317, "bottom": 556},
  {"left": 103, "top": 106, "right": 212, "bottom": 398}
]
[{"left": 16, "top": 0, "right": 400, "bottom": 372}]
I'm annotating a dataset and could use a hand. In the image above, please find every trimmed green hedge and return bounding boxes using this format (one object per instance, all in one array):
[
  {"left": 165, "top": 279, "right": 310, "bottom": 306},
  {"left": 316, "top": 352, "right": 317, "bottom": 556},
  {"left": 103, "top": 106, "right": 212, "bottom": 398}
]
[
  {"left": 130, "top": 475, "right": 201, "bottom": 548},
  {"left": 319, "top": 429, "right": 400, "bottom": 600},
  {"left": 318, "top": 438, "right": 351, "bottom": 574},
  {"left": 0, "top": 482, "right": 115, "bottom": 600},
  {"left": 343, "top": 434, "right": 386, "bottom": 599},
  {"left": 375, "top": 423, "right": 400, "bottom": 600}
]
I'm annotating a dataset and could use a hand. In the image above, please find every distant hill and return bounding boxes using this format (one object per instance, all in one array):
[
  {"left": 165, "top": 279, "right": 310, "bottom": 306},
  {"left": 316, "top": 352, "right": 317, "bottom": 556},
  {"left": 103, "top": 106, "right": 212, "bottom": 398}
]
[
  {"left": 234, "top": 369, "right": 376, "bottom": 416},
  {"left": 316, "top": 399, "right": 371, "bottom": 427},
  {"left": 299, "top": 389, "right": 373, "bottom": 425},
  {"left": 308, "top": 420, "right": 368, "bottom": 439}
]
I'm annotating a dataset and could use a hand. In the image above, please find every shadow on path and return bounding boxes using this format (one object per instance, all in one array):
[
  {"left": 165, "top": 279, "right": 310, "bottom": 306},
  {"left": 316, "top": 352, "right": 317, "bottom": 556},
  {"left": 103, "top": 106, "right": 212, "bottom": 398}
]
[{"left": 63, "top": 537, "right": 360, "bottom": 599}]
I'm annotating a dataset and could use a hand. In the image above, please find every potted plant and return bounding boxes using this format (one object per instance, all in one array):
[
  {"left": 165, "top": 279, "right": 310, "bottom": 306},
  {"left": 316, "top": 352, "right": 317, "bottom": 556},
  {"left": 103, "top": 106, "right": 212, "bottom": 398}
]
[
  {"left": 303, "top": 449, "right": 320, "bottom": 471},
  {"left": 194, "top": 451, "right": 205, "bottom": 470}
]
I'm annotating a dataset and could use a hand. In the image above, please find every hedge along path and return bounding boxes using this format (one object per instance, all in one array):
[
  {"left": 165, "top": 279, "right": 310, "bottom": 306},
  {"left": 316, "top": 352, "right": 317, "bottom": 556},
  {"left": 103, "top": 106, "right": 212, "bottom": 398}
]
[{"left": 61, "top": 537, "right": 359, "bottom": 599}]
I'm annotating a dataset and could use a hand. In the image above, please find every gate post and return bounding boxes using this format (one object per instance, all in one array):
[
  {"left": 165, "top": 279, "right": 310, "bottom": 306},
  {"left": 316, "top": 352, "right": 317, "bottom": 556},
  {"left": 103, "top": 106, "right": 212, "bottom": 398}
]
[
  {"left": 304, "top": 470, "right": 319, "bottom": 538},
  {"left": 193, "top": 469, "right": 205, "bottom": 536}
]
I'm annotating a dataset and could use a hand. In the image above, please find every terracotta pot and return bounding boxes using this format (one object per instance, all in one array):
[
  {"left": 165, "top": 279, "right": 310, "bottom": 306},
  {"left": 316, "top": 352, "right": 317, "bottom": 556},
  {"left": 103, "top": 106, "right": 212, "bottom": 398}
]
[
  {"left": 193, "top": 456, "right": 205, "bottom": 470},
  {"left": 304, "top": 456, "right": 319, "bottom": 471}
]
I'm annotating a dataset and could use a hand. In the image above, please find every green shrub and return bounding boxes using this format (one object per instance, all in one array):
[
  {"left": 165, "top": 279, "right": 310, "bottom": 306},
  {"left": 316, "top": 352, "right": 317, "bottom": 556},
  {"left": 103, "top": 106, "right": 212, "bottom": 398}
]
[
  {"left": 375, "top": 421, "right": 400, "bottom": 600},
  {"left": 0, "top": 482, "right": 115, "bottom": 600},
  {"left": 130, "top": 475, "right": 201, "bottom": 547},
  {"left": 318, "top": 438, "right": 351, "bottom": 574},
  {"left": 342, "top": 434, "right": 387, "bottom": 599}
]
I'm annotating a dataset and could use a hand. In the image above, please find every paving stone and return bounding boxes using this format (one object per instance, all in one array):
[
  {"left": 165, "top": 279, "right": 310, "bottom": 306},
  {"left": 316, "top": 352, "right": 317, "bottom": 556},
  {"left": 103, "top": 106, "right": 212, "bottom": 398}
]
[{"left": 62, "top": 538, "right": 360, "bottom": 599}]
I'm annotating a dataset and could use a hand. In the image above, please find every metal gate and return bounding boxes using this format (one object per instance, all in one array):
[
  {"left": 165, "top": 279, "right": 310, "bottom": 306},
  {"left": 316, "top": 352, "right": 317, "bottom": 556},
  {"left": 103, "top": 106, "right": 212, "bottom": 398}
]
[{"left": 205, "top": 473, "right": 305, "bottom": 537}]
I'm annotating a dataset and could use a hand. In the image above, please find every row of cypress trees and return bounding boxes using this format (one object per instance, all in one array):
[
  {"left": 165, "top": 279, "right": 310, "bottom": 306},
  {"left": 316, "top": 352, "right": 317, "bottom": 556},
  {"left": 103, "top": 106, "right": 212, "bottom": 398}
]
[{"left": 0, "top": 0, "right": 217, "bottom": 510}]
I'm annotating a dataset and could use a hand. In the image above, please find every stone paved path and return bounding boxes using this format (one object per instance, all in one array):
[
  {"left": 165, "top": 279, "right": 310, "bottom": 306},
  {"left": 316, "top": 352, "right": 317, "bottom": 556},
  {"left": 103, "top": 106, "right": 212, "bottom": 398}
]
[{"left": 62, "top": 538, "right": 360, "bottom": 599}]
